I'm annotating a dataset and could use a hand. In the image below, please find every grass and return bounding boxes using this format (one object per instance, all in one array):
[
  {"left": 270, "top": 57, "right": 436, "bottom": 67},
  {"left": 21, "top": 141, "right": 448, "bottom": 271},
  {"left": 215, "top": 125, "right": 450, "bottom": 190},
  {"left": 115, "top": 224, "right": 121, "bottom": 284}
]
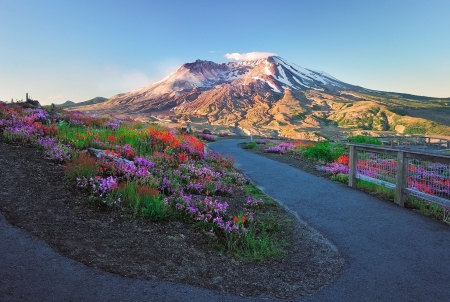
[
  {"left": 331, "top": 173, "right": 349, "bottom": 184},
  {"left": 243, "top": 141, "right": 257, "bottom": 149},
  {"left": 221, "top": 220, "right": 287, "bottom": 261},
  {"left": 0, "top": 104, "right": 295, "bottom": 262},
  {"left": 356, "top": 180, "right": 395, "bottom": 201},
  {"left": 349, "top": 180, "right": 450, "bottom": 225},
  {"left": 109, "top": 182, "right": 174, "bottom": 222},
  {"left": 302, "top": 141, "right": 345, "bottom": 162},
  {"left": 64, "top": 151, "right": 101, "bottom": 179},
  {"left": 347, "top": 134, "right": 382, "bottom": 145},
  {"left": 406, "top": 198, "right": 450, "bottom": 224}
]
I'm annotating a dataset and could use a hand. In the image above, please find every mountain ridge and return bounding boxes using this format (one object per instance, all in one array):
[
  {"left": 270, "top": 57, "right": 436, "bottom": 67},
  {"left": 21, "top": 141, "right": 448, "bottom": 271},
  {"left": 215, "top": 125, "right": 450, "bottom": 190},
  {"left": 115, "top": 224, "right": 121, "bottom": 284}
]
[{"left": 74, "top": 56, "right": 450, "bottom": 138}]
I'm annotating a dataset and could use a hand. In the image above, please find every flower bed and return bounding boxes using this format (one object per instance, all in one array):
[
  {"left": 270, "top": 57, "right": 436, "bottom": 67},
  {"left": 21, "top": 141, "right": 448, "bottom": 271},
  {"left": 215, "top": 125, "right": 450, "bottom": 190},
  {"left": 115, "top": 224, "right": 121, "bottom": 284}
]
[{"left": 0, "top": 103, "right": 286, "bottom": 260}]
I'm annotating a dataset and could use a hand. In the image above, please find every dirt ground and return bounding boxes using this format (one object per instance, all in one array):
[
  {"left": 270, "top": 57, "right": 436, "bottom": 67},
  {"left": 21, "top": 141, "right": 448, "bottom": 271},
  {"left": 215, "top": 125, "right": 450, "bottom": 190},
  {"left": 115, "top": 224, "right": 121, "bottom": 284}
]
[{"left": 0, "top": 138, "right": 343, "bottom": 300}]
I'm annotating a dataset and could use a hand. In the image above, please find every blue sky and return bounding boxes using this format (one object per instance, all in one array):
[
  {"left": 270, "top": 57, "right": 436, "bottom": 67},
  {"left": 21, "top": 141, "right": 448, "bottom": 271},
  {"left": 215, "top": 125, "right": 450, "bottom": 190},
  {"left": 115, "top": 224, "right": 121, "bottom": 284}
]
[{"left": 1, "top": 0, "right": 449, "bottom": 105}]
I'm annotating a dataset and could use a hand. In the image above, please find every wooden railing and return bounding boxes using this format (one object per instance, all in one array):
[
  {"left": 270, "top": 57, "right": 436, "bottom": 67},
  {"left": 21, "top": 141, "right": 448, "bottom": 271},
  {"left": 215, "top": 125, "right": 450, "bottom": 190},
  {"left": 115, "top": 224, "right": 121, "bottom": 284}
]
[
  {"left": 377, "top": 135, "right": 450, "bottom": 150},
  {"left": 335, "top": 135, "right": 450, "bottom": 151},
  {"left": 348, "top": 143, "right": 450, "bottom": 208}
]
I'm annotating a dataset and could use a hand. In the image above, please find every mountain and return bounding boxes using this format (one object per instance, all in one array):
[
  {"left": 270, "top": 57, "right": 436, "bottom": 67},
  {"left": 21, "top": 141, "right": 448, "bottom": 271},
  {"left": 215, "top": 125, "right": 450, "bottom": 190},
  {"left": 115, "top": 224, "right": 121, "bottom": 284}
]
[
  {"left": 75, "top": 56, "right": 450, "bottom": 138},
  {"left": 58, "top": 97, "right": 107, "bottom": 108}
]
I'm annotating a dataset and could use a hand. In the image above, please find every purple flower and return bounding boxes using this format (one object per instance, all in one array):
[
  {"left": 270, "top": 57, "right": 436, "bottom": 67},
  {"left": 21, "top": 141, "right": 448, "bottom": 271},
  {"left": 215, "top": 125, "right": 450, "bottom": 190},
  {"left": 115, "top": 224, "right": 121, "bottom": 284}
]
[
  {"left": 104, "top": 121, "right": 120, "bottom": 130},
  {"left": 134, "top": 156, "right": 155, "bottom": 169},
  {"left": 316, "top": 162, "right": 349, "bottom": 175},
  {"left": 245, "top": 196, "right": 265, "bottom": 208}
]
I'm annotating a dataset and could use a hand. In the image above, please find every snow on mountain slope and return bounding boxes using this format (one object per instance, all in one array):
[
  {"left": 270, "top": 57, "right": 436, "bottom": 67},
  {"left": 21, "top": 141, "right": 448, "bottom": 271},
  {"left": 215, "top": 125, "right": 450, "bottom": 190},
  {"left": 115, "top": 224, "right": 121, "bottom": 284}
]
[{"left": 105, "top": 56, "right": 353, "bottom": 106}]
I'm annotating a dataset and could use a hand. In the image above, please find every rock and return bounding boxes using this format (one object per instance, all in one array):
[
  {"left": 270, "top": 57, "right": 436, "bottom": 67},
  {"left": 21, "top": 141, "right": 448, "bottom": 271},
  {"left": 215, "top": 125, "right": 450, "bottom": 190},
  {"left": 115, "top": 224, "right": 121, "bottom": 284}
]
[
  {"left": 88, "top": 148, "right": 134, "bottom": 165},
  {"left": 202, "top": 129, "right": 212, "bottom": 135},
  {"left": 395, "top": 125, "right": 405, "bottom": 133},
  {"left": 205, "top": 231, "right": 217, "bottom": 241}
]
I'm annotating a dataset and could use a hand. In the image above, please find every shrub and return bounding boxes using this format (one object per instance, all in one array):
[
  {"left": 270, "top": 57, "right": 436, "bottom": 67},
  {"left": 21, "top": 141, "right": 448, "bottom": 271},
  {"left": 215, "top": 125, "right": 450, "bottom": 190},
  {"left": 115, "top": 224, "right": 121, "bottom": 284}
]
[
  {"left": 302, "top": 141, "right": 344, "bottom": 162},
  {"left": 347, "top": 135, "right": 382, "bottom": 145},
  {"left": 243, "top": 141, "right": 257, "bottom": 149},
  {"left": 64, "top": 151, "right": 100, "bottom": 180}
]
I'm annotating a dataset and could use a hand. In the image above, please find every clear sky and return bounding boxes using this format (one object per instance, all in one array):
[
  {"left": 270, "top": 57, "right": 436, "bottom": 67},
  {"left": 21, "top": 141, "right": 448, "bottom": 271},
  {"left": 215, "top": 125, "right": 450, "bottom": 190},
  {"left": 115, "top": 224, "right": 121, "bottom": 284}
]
[{"left": 1, "top": 0, "right": 449, "bottom": 105}]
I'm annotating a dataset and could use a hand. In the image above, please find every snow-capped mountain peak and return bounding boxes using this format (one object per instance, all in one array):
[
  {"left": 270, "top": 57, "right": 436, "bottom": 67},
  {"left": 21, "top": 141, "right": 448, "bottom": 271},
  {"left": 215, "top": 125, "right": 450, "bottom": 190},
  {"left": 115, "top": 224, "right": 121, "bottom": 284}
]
[{"left": 101, "top": 56, "right": 357, "bottom": 112}]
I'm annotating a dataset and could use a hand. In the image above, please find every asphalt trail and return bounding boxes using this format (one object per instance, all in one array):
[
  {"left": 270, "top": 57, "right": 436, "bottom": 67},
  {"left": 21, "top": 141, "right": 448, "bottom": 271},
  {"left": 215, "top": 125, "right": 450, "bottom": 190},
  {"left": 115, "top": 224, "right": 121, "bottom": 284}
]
[
  {"left": 209, "top": 140, "right": 450, "bottom": 302},
  {"left": 1, "top": 139, "right": 449, "bottom": 301}
]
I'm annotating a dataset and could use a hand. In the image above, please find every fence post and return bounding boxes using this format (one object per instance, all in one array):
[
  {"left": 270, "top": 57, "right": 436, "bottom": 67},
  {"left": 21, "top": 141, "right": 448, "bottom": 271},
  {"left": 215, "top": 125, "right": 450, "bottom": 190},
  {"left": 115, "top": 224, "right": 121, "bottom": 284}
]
[
  {"left": 394, "top": 151, "right": 408, "bottom": 207},
  {"left": 348, "top": 145, "right": 357, "bottom": 188},
  {"left": 204, "top": 144, "right": 209, "bottom": 155}
]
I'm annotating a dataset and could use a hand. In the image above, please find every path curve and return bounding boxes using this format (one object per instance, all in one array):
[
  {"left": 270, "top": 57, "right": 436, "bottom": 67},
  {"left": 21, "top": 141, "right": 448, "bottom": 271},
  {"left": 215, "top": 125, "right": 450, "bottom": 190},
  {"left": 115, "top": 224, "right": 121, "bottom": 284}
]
[
  {"left": 2, "top": 139, "right": 450, "bottom": 301},
  {"left": 209, "top": 139, "right": 450, "bottom": 302}
]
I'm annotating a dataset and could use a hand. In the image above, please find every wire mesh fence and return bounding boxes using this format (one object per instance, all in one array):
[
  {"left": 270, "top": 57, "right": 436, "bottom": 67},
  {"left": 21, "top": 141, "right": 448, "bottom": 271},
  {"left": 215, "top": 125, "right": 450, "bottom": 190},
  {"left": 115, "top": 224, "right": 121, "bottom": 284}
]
[
  {"left": 356, "top": 150, "right": 397, "bottom": 184},
  {"left": 408, "top": 160, "right": 450, "bottom": 200},
  {"left": 349, "top": 144, "right": 450, "bottom": 206}
]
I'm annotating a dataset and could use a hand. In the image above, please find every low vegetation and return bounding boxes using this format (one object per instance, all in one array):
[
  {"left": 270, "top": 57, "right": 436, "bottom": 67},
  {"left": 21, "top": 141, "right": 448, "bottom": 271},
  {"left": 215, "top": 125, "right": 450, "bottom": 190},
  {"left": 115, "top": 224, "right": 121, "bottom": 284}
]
[
  {"left": 245, "top": 137, "right": 450, "bottom": 225},
  {"left": 0, "top": 103, "right": 289, "bottom": 261}
]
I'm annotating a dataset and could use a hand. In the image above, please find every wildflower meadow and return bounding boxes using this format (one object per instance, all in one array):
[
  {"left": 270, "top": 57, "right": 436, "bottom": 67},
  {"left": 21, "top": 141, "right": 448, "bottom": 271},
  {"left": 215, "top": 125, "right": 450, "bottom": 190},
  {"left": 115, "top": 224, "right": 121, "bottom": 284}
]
[{"left": 0, "top": 103, "right": 287, "bottom": 260}]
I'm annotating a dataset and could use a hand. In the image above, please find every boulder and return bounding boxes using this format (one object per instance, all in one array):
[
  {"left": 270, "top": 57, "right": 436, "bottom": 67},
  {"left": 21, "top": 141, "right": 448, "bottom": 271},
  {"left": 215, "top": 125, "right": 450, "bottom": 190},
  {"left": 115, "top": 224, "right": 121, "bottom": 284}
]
[
  {"left": 88, "top": 148, "right": 134, "bottom": 165},
  {"left": 202, "top": 129, "right": 212, "bottom": 135}
]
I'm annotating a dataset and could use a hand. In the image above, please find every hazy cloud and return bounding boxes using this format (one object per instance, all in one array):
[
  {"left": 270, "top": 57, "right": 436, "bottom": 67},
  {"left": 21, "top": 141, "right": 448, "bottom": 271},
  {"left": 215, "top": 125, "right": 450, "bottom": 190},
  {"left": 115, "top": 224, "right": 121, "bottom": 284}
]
[
  {"left": 120, "top": 70, "right": 152, "bottom": 91},
  {"left": 48, "top": 95, "right": 63, "bottom": 99},
  {"left": 224, "top": 52, "right": 277, "bottom": 61}
]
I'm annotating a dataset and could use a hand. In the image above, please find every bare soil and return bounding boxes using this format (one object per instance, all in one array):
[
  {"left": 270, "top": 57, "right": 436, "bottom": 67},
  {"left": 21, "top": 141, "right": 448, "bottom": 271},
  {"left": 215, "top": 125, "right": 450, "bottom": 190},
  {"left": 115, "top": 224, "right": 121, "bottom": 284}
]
[{"left": 0, "top": 138, "right": 343, "bottom": 300}]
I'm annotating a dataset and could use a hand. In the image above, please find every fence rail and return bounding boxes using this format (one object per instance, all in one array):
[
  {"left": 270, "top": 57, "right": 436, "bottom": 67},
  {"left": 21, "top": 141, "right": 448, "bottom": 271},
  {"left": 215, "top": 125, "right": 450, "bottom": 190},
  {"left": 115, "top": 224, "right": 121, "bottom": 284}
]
[
  {"left": 377, "top": 135, "right": 450, "bottom": 150},
  {"left": 348, "top": 143, "right": 450, "bottom": 208},
  {"left": 336, "top": 135, "right": 450, "bottom": 151}
]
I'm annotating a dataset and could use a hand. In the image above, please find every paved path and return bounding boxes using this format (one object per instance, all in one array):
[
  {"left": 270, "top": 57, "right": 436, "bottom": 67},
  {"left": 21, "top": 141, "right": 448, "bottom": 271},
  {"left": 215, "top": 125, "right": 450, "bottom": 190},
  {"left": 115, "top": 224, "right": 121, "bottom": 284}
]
[
  {"left": 209, "top": 140, "right": 450, "bottom": 302},
  {"left": 2, "top": 139, "right": 450, "bottom": 301}
]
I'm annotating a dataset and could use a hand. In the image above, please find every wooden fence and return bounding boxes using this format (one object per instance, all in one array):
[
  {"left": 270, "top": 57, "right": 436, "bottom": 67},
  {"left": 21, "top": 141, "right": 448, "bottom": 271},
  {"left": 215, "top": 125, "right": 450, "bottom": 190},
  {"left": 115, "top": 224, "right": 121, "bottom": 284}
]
[
  {"left": 377, "top": 135, "right": 450, "bottom": 150},
  {"left": 348, "top": 143, "right": 450, "bottom": 208},
  {"left": 335, "top": 135, "right": 450, "bottom": 151}
]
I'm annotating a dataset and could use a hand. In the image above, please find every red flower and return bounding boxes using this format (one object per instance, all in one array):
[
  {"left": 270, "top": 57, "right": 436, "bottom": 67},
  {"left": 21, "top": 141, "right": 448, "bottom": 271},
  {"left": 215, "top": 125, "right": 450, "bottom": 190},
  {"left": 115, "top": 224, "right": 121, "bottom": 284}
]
[
  {"left": 336, "top": 155, "right": 350, "bottom": 166},
  {"left": 178, "top": 152, "right": 188, "bottom": 162},
  {"left": 233, "top": 217, "right": 238, "bottom": 222},
  {"left": 241, "top": 216, "right": 246, "bottom": 223}
]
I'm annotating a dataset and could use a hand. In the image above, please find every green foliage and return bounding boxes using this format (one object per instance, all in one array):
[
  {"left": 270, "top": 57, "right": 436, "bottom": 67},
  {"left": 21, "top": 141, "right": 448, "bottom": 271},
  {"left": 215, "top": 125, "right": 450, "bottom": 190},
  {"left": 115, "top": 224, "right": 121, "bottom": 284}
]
[
  {"left": 302, "top": 141, "right": 345, "bottom": 162},
  {"left": 406, "top": 197, "right": 450, "bottom": 224},
  {"left": 243, "top": 141, "right": 257, "bottom": 149},
  {"left": 331, "top": 174, "right": 349, "bottom": 184},
  {"left": 220, "top": 220, "right": 286, "bottom": 261},
  {"left": 109, "top": 183, "right": 173, "bottom": 222},
  {"left": 403, "top": 122, "right": 427, "bottom": 135},
  {"left": 64, "top": 152, "right": 100, "bottom": 180},
  {"left": 347, "top": 135, "right": 382, "bottom": 145},
  {"left": 356, "top": 180, "right": 395, "bottom": 201},
  {"left": 244, "top": 184, "right": 276, "bottom": 206}
]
